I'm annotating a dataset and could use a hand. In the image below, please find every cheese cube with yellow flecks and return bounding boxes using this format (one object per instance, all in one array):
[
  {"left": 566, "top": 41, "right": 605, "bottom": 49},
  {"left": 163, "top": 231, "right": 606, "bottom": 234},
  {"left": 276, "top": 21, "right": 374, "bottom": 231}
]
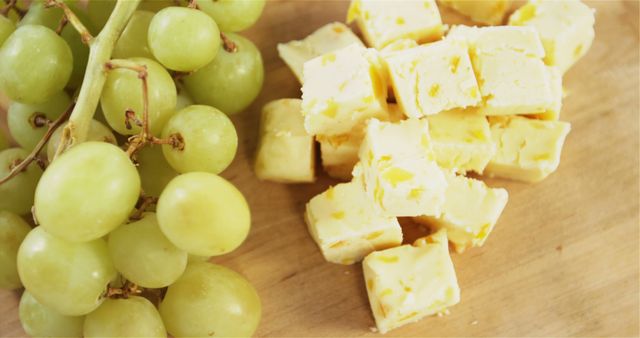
[
  {"left": 255, "top": 99, "right": 315, "bottom": 183},
  {"left": 380, "top": 39, "right": 419, "bottom": 56},
  {"left": 440, "top": 0, "right": 511, "bottom": 25},
  {"left": 320, "top": 104, "right": 406, "bottom": 180},
  {"left": 301, "top": 43, "right": 388, "bottom": 137},
  {"left": 486, "top": 115, "right": 571, "bottom": 182},
  {"left": 277, "top": 22, "right": 364, "bottom": 83},
  {"left": 384, "top": 38, "right": 481, "bottom": 118},
  {"left": 509, "top": 0, "right": 595, "bottom": 74},
  {"left": 414, "top": 173, "right": 508, "bottom": 253},
  {"left": 347, "top": 0, "right": 444, "bottom": 50},
  {"left": 358, "top": 118, "right": 447, "bottom": 217},
  {"left": 427, "top": 109, "right": 495, "bottom": 174},
  {"left": 305, "top": 181, "right": 403, "bottom": 265},
  {"left": 363, "top": 229, "right": 460, "bottom": 334}
]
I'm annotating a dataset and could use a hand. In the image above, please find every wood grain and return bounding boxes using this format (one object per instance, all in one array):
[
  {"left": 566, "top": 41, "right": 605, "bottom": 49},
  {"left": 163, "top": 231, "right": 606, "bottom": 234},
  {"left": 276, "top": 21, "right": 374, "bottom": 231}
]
[{"left": 1, "top": 0, "right": 638, "bottom": 336}]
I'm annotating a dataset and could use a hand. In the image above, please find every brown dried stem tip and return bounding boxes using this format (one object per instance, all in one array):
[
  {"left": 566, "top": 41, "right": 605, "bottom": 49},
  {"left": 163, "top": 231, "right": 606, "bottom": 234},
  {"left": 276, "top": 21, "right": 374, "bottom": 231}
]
[
  {"left": 44, "top": 0, "right": 94, "bottom": 44},
  {"left": 221, "top": 32, "right": 238, "bottom": 53}
]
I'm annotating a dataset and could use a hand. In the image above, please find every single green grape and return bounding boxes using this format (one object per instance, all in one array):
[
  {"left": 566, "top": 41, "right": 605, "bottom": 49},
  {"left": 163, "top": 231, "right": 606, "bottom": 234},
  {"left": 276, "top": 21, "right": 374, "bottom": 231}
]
[
  {"left": 101, "top": 57, "right": 177, "bottom": 136},
  {"left": 198, "top": 0, "right": 265, "bottom": 32},
  {"left": 19, "top": 290, "right": 85, "bottom": 338},
  {"left": 113, "top": 10, "right": 155, "bottom": 60},
  {"left": 46, "top": 119, "right": 117, "bottom": 162},
  {"left": 8, "top": 91, "right": 71, "bottom": 150},
  {"left": 156, "top": 172, "right": 250, "bottom": 256},
  {"left": 84, "top": 296, "right": 166, "bottom": 338},
  {"left": 159, "top": 262, "right": 261, "bottom": 337},
  {"left": 161, "top": 105, "right": 237, "bottom": 174},
  {"left": 0, "top": 210, "right": 31, "bottom": 289},
  {"left": 0, "top": 148, "right": 43, "bottom": 215},
  {"left": 108, "top": 212, "right": 187, "bottom": 288},
  {"left": 148, "top": 7, "right": 220, "bottom": 72},
  {"left": 183, "top": 33, "right": 264, "bottom": 115},
  {"left": 0, "top": 16, "right": 15, "bottom": 47},
  {"left": 17, "top": 227, "right": 117, "bottom": 316},
  {"left": 35, "top": 142, "right": 141, "bottom": 242},
  {"left": 136, "top": 145, "right": 178, "bottom": 197},
  {"left": 0, "top": 25, "right": 73, "bottom": 104},
  {"left": 87, "top": 0, "right": 115, "bottom": 32}
]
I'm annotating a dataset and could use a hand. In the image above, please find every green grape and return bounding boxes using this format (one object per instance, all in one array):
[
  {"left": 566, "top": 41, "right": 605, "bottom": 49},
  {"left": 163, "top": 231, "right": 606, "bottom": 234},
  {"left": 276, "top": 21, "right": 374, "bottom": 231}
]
[
  {"left": 161, "top": 105, "right": 237, "bottom": 174},
  {"left": 101, "top": 57, "right": 177, "bottom": 136},
  {"left": 198, "top": 0, "right": 265, "bottom": 32},
  {"left": 0, "top": 25, "right": 73, "bottom": 104},
  {"left": 0, "top": 148, "right": 43, "bottom": 215},
  {"left": 175, "top": 85, "right": 194, "bottom": 111},
  {"left": 8, "top": 91, "right": 71, "bottom": 150},
  {"left": 148, "top": 7, "right": 220, "bottom": 72},
  {"left": 113, "top": 10, "right": 155, "bottom": 60},
  {"left": 183, "top": 33, "right": 264, "bottom": 115},
  {"left": 84, "top": 296, "right": 166, "bottom": 338},
  {"left": 156, "top": 172, "right": 250, "bottom": 256},
  {"left": 0, "top": 16, "right": 15, "bottom": 47},
  {"left": 159, "top": 262, "right": 261, "bottom": 337},
  {"left": 0, "top": 132, "right": 9, "bottom": 151},
  {"left": 46, "top": 119, "right": 117, "bottom": 162},
  {"left": 108, "top": 213, "right": 187, "bottom": 288},
  {"left": 19, "top": 290, "right": 85, "bottom": 338},
  {"left": 17, "top": 227, "right": 117, "bottom": 316},
  {"left": 87, "top": 0, "right": 115, "bottom": 32},
  {"left": 0, "top": 210, "right": 31, "bottom": 289},
  {"left": 136, "top": 145, "right": 177, "bottom": 197},
  {"left": 34, "top": 142, "right": 141, "bottom": 242}
]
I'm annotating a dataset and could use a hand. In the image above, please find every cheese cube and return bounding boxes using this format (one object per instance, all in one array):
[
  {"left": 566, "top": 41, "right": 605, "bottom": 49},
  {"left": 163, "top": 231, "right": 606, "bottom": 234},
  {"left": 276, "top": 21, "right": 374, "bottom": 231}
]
[
  {"left": 427, "top": 109, "right": 495, "bottom": 174},
  {"left": 363, "top": 229, "right": 460, "bottom": 334},
  {"left": 347, "top": 0, "right": 444, "bottom": 50},
  {"left": 486, "top": 115, "right": 571, "bottom": 182},
  {"left": 320, "top": 104, "right": 406, "bottom": 180},
  {"left": 255, "top": 99, "right": 315, "bottom": 183},
  {"left": 531, "top": 66, "right": 563, "bottom": 120},
  {"left": 448, "top": 25, "right": 559, "bottom": 117},
  {"left": 277, "top": 22, "right": 364, "bottom": 83},
  {"left": 358, "top": 118, "right": 447, "bottom": 217},
  {"left": 440, "top": 0, "right": 511, "bottom": 25},
  {"left": 305, "top": 181, "right": 403, "bottom": 265},
  {"left": 415, "top": 173, "right": 508, "bottom": 253},
  {"left": 384, "top": 39, "right": 481, "bottom": 118},
  {"left": 301, "top": 43, "right": 388, "bottom": 137},
  {"left": 509, "top": 0, "right": 595, "bottom": 74},
  {"left": 380, "top": 38, "right": 419, "bottom": 56}
]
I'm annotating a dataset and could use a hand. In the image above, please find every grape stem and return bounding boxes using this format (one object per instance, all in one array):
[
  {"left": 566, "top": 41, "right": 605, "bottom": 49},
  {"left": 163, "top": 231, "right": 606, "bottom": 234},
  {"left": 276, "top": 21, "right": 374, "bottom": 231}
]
[
  {"left": 0, "top": 102, "right": 75, "bottom": 185},
  {"left": 130, "top": 195, "right": 158, "bottom": 220},
  {"left": 55, "top": 15, "right": 68, "bottom": 35},
  {"left": 187, "top": 0, "right": 198, "bottom": 9},
  {"left": 44, "top": 0, "right": 94, "bottom": 44},
  {"left": 221, "top": 32, "right": 238, "bottom": 53},
  {"left": 106, "top": 280, "right": 143, "bottom": 299}
]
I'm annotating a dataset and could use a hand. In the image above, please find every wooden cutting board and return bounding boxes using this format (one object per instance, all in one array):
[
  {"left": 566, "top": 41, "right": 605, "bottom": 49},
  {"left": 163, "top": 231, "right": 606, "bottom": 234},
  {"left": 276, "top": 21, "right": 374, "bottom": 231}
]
[{"left": 1, "top": 1, "right": 638, "bottom": 336}]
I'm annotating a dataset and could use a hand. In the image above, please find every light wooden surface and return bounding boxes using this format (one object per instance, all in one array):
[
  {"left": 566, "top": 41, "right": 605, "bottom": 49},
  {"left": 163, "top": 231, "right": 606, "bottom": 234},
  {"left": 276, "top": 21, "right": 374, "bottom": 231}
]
[{"left": 1, "top": 1, "right": 639, "bottom": 336}]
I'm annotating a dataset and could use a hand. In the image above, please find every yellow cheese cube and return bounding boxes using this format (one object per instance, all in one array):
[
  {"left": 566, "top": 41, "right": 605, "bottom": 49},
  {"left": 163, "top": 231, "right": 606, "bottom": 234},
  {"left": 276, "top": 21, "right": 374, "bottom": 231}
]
[
  {"left": 509, "top": 0, "right": 595, "bottom": 74},
  {"left": 358, "top": 118, "right": 447, "bottom": 217},
  {"left": 440, "top": 0, "right": 511, "bottom": 25},
  {"left": 486, "top": 115, "right": 571, "bottom": 182},
  {"left": 415, "top": 173, "right": 508, "bottom": 253},
  {"left": 255, "top": 99, "right": 315, "bottom": 183},
  {"left": 301, "top": 43, "right": 388, "bottom": 137},
  {"left": 448, "top": 25, "right": 545, "bottom": 57},
  {"left": 347, "top": 0, "right": 444, "bottom": 50},
  {"left": 277, "top": 22, "right": 364, "bottom": 83},
  {"left": 427, "top": 110, "right": 495, "bottom": 174},
  {"left": 305, "top": 181, "right": 403, "bottom": 265},
  {"left": 384, "top": 39, "right": 481, "bottom": 118},
  {"left": 363, "top": 229, "right": 460, "bottom": 334}
]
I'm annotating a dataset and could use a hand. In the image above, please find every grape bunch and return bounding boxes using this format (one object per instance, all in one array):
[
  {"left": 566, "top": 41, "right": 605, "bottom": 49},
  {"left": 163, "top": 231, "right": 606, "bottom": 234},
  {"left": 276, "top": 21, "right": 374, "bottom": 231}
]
[{"left": 0, "top": 0, "right": 265, "bottom": 337}]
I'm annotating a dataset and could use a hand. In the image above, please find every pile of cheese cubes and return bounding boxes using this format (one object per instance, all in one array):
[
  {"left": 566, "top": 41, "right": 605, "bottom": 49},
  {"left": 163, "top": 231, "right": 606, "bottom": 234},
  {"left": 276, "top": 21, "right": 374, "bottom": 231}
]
[{"left": 255, "top": 0, "right": 595, "bottom": 333}]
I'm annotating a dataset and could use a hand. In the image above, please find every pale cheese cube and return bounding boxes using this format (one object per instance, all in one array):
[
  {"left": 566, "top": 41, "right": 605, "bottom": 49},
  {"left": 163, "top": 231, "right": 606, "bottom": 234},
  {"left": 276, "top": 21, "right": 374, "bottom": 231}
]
[
  {"left": 277, "top": 22, "right": 364, "bottom": 83},
  {"left": 358, "top": 118, "right": 447, "bottom": 217},
  {"left": 363, "top": 229, "right": 460, "bottom": 334},
  {"left": 255, "top": 99, "right": 315, "bottom": 183},
  {"left": 440, "top": 0, "right": 511, "bottom": 25},
  {"left": 305, "top": 181, "right": 403, "bottom": 265},
  {"left": 531, "top": 66, "right": 563, "bottom": 120},
  {"left": 347, "top": 0, "right": 444, "bottom": 50},
  {"left": 447, "top": 25, "right": 545, "bottom": 57},
  {"left": 380, "top": 38, "right": 419, "bottom": 56},
  {"left": 509, "top": 0, "right": 595, "bottom": 74},
  {"left": 415, "top": 173, "right": 508, "bottom": 253},
  {"left": 301, "top": 44, "right": 388, "bottom": 137},
  {"left": 384, "top": 39, "right": 481, "bottom": 118},
  {"left": 427, "top": 109, "right": 495, "bottom": 174},
  {"left": 486, "top": 115, "right": 571, "bottom": 182}
]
